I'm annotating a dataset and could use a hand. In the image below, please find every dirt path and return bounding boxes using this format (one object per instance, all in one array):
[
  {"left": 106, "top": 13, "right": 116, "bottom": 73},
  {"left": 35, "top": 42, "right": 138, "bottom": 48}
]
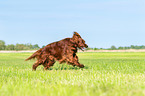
[
  {"left": 81, "top": 49, "right": 145, "bottom": 52},
  {"left": 80, "top": 49, "right": 145, "bottom": 52},
  {"left": 0, "top": 50, "right": 37, "bottom": 53}
]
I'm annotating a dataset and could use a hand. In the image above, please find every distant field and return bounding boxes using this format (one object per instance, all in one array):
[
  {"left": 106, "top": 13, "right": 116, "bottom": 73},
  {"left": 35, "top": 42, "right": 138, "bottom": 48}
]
[{"left": 0, "top": 52, "right": 145, "bottom": 96}]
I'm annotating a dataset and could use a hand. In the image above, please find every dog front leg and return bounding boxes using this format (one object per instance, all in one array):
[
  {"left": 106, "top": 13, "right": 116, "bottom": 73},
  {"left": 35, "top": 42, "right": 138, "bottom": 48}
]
[{"left": 67, "top": 54, "right": 84, "bottom": 68}]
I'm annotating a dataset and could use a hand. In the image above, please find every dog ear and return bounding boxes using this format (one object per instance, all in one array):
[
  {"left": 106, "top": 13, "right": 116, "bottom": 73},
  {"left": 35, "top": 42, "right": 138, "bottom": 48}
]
[
  {"left": 73, "top": 32, "right": 78, "bottom": 39},
  {"left": 73, "top": 32, "right": 81, "bottom": 38},
  {"left": 74, "top": 32, "right": 80, "bottom": 36},
  {"left": 72, "top": 32, "right": 81, "bottom": 44}
]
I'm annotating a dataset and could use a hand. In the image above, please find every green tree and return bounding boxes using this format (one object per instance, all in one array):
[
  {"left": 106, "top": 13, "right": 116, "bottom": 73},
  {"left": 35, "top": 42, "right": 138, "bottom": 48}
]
[
  {"left": 42, "top": 45, "right": 45, "bottom": 48},
  {"left": 6, "top": 44, "right": 15, "bottom": 50},
  {"left": 140, "top": 45, "right": 145, "bottom": 49},
  {"left": 85, "top": 47, "right": 93, "bottom": 50},
  {"left": 118, "top": 47, "right": 122, "bottom": 50},
  {"left": 15, "top": 44, "right": 25, "bottom": 50},
  {"left": 0, "top": 40, "right": 6, "bottom": 50},
  {"left": 94, "top": 48, "right": 98, "bottom": 50},
  {"left": 33, "top": 44, "right": 40, "bottom": 49},
  {"left": 111, "top": 45, "right": 117, "bottom": 50},
  {"left": 24, "top": 43, "right": 33, "bottom": 50},
  {"left": 130, "top": 45, "right": 135, "bottom": 49}
]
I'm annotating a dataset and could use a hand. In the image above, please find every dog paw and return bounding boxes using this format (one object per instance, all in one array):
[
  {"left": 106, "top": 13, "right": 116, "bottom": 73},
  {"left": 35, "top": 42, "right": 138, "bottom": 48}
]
[{"left": 79, "top": 64, "right": 84, "bottom": 68}]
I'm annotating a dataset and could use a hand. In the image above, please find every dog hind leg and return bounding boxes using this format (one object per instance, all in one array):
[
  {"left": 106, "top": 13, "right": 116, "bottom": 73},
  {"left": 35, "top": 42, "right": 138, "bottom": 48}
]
[{"left": 43, "top": 60, "right": 55, "bottom": 70}]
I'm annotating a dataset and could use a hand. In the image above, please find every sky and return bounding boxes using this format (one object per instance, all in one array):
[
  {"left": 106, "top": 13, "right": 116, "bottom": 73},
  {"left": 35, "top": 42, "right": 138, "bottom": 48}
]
[{"left": 0, "top": 0, "right": 145, "bottom": 48}]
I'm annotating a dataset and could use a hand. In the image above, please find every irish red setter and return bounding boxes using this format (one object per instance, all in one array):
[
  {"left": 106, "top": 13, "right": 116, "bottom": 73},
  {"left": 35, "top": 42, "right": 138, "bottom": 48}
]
[{"left": 25, "top": 32, "right": 88, "bottom": 70}]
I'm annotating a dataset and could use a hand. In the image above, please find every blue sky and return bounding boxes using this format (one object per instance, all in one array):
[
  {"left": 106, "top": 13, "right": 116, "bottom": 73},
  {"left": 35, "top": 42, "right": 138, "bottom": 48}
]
[{"left": 0, "top": 0, "right": 145, "bottom": 48}]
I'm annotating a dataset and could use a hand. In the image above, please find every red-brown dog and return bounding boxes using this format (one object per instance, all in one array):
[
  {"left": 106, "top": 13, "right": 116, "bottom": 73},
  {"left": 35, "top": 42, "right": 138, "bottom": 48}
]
[{"left": 25, "top": 32, "right": 88, "bottom": 70}]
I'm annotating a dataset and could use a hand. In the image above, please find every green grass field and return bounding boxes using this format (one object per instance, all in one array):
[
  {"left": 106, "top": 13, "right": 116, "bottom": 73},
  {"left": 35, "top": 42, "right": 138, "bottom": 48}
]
[{"left": 0, "top": 52, "right": 145, "bottom": 96}]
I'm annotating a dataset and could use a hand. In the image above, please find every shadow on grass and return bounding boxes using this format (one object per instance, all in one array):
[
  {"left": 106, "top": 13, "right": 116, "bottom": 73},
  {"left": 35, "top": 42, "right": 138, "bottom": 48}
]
[{"left": 46, "top": 66, "right": 89, "bottom": 70}]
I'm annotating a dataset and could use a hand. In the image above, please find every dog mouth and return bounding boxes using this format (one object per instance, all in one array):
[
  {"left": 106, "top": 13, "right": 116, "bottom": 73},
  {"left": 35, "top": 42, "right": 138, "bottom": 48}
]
[{"left": 79, "top": 47, "right": 85, "bottom": 51}]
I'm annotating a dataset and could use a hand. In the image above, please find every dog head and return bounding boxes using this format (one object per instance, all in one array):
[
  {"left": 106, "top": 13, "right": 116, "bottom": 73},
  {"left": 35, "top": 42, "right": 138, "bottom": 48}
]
[{"left": 72, "top": 32, "right": 88, "bottom": 51}]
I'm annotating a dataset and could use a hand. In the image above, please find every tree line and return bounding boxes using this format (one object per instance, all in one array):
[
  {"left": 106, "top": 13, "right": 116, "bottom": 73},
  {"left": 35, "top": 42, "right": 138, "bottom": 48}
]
[
  {"left": 0, "top": 40, "right": 40, "bottom": 50},
  {"left": 109, "top": 45, "right": 145, "bottom": 50},
  {"left": 87, "top": 45, "right": 145, "bottom": 50},
  {"left": 1, "top": 40, "right": 145, "bottom": 51}
]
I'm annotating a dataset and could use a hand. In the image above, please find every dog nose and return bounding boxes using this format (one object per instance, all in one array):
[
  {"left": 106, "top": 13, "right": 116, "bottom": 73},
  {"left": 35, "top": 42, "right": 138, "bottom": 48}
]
[{"left": 85, "top": 44, "right": 88, "bottom": 48}]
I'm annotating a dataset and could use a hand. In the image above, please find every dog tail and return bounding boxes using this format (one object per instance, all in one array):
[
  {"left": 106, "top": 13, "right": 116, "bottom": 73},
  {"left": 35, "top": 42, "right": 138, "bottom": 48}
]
[
  {"left": 25, "top": 53, "right": 37, "bottom": 61},
  {"left": 25, "top": 49, "right": 42, "bottom": 61}
]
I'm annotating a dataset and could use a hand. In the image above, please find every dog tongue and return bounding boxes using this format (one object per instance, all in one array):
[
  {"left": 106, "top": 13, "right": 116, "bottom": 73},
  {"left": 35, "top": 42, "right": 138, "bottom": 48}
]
[{"left": 81, "top": 47, "right": 84, "bottom": 51}]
